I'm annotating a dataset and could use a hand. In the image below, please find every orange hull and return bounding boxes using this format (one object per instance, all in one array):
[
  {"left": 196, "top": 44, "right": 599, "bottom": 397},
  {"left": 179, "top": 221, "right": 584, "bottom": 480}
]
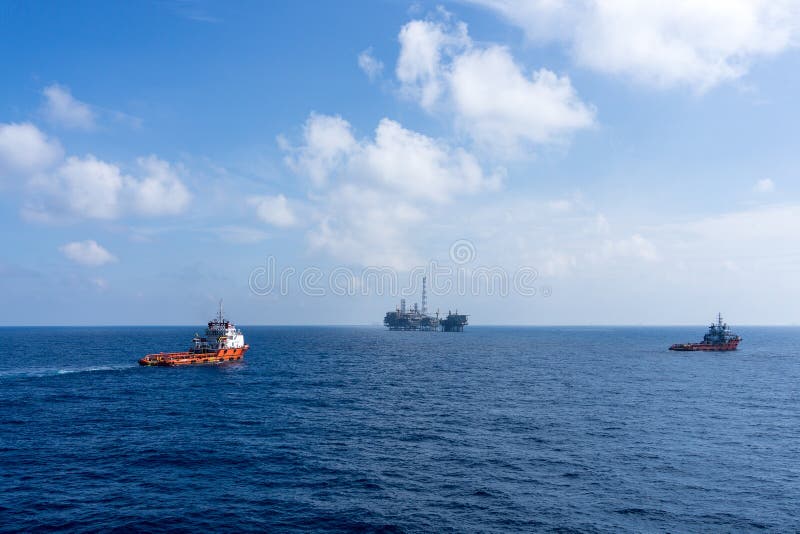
[
  {"left": 669, "top": 340, "right": 739, "bottom": 351},
  {"left": 139, "top": 345, "right": 249, "bottom": 366}
]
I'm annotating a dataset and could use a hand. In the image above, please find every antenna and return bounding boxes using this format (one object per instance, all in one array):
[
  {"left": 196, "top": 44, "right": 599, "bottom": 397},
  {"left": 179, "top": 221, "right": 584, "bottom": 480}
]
[
  {"left": 421, "top": 276, "right": 428, "bottom": 315},
  {"left": 218, "top": 299, "right": 224, "bottom": 322}
]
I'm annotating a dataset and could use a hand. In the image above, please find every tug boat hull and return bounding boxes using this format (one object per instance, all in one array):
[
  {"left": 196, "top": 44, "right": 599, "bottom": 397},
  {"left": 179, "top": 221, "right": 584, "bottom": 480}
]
[
  {"left": 669, "top": 340, "right": 739, "bottom": 351},
  {"left": 138, "top": 301, "right": 248, "bottom": 367},
  {"left": 669, "top": 313, "right": 741, "bottom": 352},
  {"left": 139, "top": 346, "right": 248, "bottom": 366}
]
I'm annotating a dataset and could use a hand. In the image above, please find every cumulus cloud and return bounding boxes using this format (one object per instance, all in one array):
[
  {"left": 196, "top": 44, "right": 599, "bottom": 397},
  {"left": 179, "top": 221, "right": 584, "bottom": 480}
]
[
  {"left": 353, "top": 117, "right": 503, "bottom": 202},
  {"left": 397, "top": 18, "right": 469, "bottom": 109},
  {"left": 468, "top": 0, "right": 800, "bottom": 92},
  {"left": 280, "top": 113, "right": 503, "bottom": 267},
  {"left": 129, "top": 156, "right": 191, "bottom": 216},
  {"left": 282, "top": 113, "right": 356, "bottom": 187},
  {"left": 754, "top": 178, "right": 775, "bottom": 193},
  {"left": 52, "top": 155, "right": 124, "bottom": 219},
  {"left": 26, "top": 152, "right": 191, "bottom": 221},
  {"left": 250, "top": 194, "right": 297, "bottom": 227},
  {"left": 358, "top": 48, "right": 385, "bottom": 81},
  {"left": 59, "top": 240, "right": 117, "bottom": 266},
  {"left": 395, "top": 15, "right": 594, "bottom": 154},
  {"left": 0, "top": 122, "right": 64, "bottom": 179},
  {"left": 0, "top": 121, "right": 190, "bottom": 221},
  {"left": 41, "top": 84, "right": 96, "bottom": 130},
  {"left": 449, "top": 47, "right": 595, "bottom": 151},
  {"left": 285, "top": 113, "right": 502, "bottom": 205},
  {"left": 1, "top": 121, "right": 189, "bottom": 222}
]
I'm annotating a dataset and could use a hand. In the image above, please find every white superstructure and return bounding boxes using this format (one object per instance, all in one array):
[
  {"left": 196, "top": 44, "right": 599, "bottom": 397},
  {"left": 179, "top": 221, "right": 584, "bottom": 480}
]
[{"left": 191, "top": 301, "right": 245, "bottom": 352}]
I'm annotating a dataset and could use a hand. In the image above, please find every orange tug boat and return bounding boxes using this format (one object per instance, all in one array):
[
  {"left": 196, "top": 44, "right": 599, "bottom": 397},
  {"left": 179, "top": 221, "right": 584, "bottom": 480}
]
[{"left": 139, "top": 303, "right": 248, "bottom": 366}]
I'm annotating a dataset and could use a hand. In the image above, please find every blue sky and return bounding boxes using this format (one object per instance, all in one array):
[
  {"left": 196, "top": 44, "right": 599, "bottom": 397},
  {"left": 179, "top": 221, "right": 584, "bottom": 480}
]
[{"left": 2, "top": 1, "right": 800, "bottom": 325}]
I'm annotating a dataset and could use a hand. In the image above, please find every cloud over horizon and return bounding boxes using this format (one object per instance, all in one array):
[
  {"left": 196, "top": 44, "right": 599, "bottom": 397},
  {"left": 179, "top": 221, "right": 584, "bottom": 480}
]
[{"left": 279, "top": 112, "right": 504, "bottom": 268}]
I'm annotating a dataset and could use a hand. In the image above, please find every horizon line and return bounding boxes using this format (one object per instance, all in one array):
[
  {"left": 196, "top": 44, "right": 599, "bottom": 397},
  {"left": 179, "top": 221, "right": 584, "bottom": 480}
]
[{"left": 1, "top": 323, "right": 798, "bottom": 328}]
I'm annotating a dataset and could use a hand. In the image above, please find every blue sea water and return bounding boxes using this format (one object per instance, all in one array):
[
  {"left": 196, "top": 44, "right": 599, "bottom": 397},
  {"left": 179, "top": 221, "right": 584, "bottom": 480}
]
[{"left": 0, "top": 326, "right": 798, "bottom": 532}]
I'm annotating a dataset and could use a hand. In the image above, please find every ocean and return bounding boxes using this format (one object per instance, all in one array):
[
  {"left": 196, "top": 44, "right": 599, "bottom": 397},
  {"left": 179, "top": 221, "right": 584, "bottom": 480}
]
[{"left": 1, "top": 326, "right": 798, "bottom": 532}]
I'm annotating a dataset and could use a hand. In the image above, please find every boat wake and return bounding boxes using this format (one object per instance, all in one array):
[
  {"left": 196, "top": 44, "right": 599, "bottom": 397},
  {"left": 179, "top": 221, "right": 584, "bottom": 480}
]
[{"left": 0, "top": 364, "right": 137, "bottom": 379}]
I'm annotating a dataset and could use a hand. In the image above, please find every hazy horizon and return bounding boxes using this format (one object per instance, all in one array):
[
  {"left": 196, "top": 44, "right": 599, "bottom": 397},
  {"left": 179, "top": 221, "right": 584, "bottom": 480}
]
[{"left": 4, "top": 322, "right": 799, "bottom": 328}]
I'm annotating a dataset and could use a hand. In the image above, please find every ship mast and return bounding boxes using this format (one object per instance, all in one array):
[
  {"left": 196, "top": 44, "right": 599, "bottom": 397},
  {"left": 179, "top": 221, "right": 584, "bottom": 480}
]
[
  {"left": 218, "top": 299, "right": 224, "bottom": 323},
  {"left": 421, "top": 276, "right": 428, "bottom": 315}
]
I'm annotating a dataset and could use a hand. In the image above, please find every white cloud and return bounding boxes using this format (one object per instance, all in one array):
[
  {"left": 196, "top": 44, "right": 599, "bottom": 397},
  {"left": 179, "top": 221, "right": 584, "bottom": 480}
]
[
  {"left": 129, "top": 156, "right": 191, "bottom": 216},
  {"left": 352, "top": 117, "right": 502, "bottom": 203},
  {"left": 280, "top": 113, "right": 503, "bottom": 267},
  {"left": 283, "top": 113, "right": 356, "bottom": 187},
  {"left": 59, "top": 240, "right": 117, "bottom": 266},
  {"left": 286, "top": 113, "right": 502, "bottom": 203},
  {"left": 1, "top": 123, "right": 188, "bottom": 221},
  {"left": 54, "top": 155, "right": 124, "bottom": 219},
  {"left": 395, "top": 15, "right": 594, "bottom": 154},
  {"left": 250, "top": 194, "right": 297, "bottom": 227},
  {"left": 40, "top": 83, "right": 142, "bottom": 130},
  {"left": 41, "top": 84, "right": 96, "bottom": 130},
  {"left": 468, "top": 0, "right": 800, "bottom": 92},
  {"left": 754, "top": 178, "right": 775, "bottom": 193},
  {"left": 397, "top": 18, "right": 469, "bottom": 110},
  {"left": 0, "top": 122, "right": 63, "bottom": 179},
  {"left": 358, "top": 48, "right": 385, "bottom": 81},
  {"left": 451, "top": 47, "right": 594, "bottom": 151},
  {"left": 27, "top": 153, "right": 191, "bottom": 221}
]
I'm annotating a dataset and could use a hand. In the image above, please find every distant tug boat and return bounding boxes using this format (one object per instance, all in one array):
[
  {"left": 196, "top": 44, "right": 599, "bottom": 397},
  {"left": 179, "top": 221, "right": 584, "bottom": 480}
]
[
  {"left": 669, "top": 313, "right": 741, "bottom": 351},
  {"left": 139, "top": 302, "right": 248, "bottom": 366}
]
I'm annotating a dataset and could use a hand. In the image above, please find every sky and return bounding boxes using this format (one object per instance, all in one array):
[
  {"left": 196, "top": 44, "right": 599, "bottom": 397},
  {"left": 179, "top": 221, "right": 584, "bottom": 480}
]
[{"left": 2, "top": 0, "right": 800, "bottom": 326}]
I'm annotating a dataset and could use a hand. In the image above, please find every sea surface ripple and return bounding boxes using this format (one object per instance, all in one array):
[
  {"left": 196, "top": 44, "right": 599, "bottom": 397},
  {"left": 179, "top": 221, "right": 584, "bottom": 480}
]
[{"left": 1, "top": 326, "right": 798, "bottom": 532}]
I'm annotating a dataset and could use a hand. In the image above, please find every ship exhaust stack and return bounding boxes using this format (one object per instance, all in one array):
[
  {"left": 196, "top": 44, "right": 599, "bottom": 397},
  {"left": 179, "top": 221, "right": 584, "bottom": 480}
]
[{"left": 421, "top": 276, "right": 428, "bottom": 315}]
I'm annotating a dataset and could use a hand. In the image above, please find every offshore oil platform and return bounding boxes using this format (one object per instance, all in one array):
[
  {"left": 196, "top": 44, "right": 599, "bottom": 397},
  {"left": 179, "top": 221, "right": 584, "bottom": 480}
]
[{"left": 383, "top": 277, "right": 468, "bottom": 332}]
